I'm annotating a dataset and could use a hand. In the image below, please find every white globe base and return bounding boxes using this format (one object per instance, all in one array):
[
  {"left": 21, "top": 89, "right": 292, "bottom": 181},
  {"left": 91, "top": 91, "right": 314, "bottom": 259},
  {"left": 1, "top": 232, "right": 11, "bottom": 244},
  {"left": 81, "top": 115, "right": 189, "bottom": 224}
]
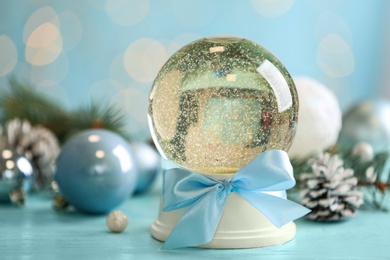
[{"left": 151, "top": 174, "right": 296, "bottom": 249}]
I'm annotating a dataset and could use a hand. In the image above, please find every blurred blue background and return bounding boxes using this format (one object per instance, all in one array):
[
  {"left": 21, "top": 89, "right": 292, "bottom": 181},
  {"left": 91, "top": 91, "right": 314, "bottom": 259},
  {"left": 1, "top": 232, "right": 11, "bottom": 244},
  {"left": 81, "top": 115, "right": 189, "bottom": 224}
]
[{"left": 0, "top": 0, "right": 389, "bottom": 140}]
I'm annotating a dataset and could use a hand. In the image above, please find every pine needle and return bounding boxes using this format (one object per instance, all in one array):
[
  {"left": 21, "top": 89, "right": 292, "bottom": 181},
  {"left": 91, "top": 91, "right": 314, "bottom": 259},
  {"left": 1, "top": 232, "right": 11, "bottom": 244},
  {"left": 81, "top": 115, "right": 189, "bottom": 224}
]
[
  {"left": 0, "top": 77, "right": 69, "bottom": 142},
  {"left": 0, "top": 78, "right": 130, "bottom": 143},
  {"left": 67, "top": 100, "right": 130, "bottom": 141}
]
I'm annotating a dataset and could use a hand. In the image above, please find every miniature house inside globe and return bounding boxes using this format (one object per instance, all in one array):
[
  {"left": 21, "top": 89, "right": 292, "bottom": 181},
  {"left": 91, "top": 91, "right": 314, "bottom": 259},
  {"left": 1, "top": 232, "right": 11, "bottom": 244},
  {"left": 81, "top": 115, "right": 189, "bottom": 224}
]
[{"left": 148, "top": 36, "right": 298, "bottom": 174}]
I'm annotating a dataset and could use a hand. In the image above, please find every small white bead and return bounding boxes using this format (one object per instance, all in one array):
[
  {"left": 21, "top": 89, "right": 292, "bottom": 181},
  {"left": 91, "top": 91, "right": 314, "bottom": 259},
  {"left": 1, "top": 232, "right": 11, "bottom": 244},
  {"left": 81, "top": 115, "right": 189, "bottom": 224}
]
[{"left": 106, "top": 210, "right": 128, "bottom": 233}]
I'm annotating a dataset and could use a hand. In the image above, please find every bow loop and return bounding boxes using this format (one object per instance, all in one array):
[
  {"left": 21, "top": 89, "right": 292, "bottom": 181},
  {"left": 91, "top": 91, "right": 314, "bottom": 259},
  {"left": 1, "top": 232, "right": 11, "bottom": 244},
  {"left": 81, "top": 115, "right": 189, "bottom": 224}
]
[{"left": 231, "top": 150, "right": 295, "bottom": 191}]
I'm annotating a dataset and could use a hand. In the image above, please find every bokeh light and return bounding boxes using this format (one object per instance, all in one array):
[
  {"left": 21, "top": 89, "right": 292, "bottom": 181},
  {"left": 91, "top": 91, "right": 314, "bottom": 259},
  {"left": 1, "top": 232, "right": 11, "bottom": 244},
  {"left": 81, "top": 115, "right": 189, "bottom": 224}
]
[
  {"left": 171, "top": 0, "right": 217, "bottom": 29},
  {"left": 111, "top": 87, "right": 149, "bottom": 137},
  {"left": 30, "top": 52, "right": 69, "bottom": 87},
  {"left": 317, "top": 34, "right": 355, "bottom": 78},
  {"left": 124, "top": 38, "right": 168, "bottom": 83},
  {"left": 58, "top": 11, "right": 83, "bottom": 51},
  {"left": 23, "top": 6, "right": 60, "bottom": 44},
  {"left": 105, "top": 0, "right": 150, "bottom": 26},
  {"left": 0, "top": 0, "right": 387, "bottom": 140},
  {"left": 0, "top": 35, "right": 18, "bottom": 77},
  {"left": 315, "top": 11, "right": 352, "bottom": 44},
  {"left": 251, "top": 0, "right": 294, "bottom": 18},
  {"left": 25, "top": 22, "right": 63, "bottom": 66}
]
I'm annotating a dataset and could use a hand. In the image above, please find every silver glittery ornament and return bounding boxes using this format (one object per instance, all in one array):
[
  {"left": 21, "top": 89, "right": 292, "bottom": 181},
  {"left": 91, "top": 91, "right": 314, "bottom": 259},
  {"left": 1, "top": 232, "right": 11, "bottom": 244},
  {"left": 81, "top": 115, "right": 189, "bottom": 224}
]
[
  {"left": 338, "top": 100, "right": 390, "bottom": 153},
  {"left": 5, "top": 119, "right": 60, "bottom": 191},
  {"left": 0, "top": 141, "right": 33, "bottom": 205}
]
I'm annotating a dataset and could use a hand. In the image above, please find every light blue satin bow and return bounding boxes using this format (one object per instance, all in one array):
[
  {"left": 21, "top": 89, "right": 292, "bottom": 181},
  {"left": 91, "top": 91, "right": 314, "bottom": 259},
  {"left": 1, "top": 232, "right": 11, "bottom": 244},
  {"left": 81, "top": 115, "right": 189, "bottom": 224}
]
[{"left": 162, "top": 150, "right": 310, "bottom": 249}]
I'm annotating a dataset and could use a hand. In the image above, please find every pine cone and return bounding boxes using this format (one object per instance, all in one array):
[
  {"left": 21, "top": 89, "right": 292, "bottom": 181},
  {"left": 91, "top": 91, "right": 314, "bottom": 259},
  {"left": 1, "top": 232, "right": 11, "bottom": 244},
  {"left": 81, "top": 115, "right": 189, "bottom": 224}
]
[
  {"left": 5, "top": 118, "right": 60, "bottom": 191},
  {"left": 300, "top": 153, "right": 364, "bottom": 221}
]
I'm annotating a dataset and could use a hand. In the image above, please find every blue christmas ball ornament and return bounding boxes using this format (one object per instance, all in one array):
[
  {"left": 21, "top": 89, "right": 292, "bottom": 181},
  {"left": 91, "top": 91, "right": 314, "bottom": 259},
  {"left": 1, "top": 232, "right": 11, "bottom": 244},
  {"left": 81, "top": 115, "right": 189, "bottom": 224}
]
[
  {"left": 130, "top": 142, "right": 160, "bottom": 194},
  {"left": 55, "top": 129, "right": 138, "bottom": 214}
]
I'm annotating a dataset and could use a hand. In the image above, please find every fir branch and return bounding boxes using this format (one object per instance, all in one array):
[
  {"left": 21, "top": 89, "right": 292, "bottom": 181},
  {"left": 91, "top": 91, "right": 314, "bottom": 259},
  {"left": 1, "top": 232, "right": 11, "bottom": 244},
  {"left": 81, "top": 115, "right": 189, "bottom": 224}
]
[
  {"left": 0, "top": 77, "right": 69, "bottom": 142},
  {"left": 291, "top": 143, "right": 390, "bottom": 211},
  {"left": 0, "top": 78, "right": 130, "bottom": 143},
  {"left": 67, "top": 101, "right": 130, "bottom": 141}
]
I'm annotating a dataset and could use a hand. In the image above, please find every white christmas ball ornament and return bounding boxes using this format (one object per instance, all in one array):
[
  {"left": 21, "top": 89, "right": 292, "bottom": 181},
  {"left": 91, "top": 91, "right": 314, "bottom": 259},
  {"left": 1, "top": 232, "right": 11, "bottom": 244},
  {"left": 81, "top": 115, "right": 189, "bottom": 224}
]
[
  {"left": 351, "top": 142, "right": 374, "bottom": 163},
  {"left": 106, "top": 210, "right": 128, "bottom": 233},
  {"left": 288, "top": 77, "right": 342, "bottom": 159}
]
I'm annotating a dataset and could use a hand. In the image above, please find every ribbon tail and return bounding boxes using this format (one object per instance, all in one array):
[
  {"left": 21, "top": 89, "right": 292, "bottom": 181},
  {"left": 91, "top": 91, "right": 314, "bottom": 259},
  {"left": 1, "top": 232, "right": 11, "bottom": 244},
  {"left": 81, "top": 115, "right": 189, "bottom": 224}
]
[
  {"left": 238, "top": 190, "right": 310, "bottom": 228},
  {"left": 162, "top": 187, "right": 227, "bottom": 250}
]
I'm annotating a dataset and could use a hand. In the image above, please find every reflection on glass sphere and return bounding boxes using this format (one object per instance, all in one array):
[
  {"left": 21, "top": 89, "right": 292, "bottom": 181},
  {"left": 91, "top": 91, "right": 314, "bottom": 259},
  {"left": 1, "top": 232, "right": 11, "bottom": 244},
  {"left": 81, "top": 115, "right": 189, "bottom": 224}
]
[{"left": 148, "top": 36, "right": 298, "bottom": 174}]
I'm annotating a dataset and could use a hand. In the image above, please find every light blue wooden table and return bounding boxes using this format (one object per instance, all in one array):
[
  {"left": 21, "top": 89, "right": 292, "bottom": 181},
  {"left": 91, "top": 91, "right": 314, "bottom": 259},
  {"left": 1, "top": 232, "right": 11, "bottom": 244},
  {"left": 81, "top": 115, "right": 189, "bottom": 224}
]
[{"left": 1, "top": 188, "right": 389, "bottom": 260}]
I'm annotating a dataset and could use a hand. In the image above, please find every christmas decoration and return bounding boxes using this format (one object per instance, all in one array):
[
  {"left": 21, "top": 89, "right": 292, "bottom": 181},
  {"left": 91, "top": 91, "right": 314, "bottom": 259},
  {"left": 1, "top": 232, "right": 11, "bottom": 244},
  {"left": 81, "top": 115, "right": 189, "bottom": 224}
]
[
  {"left": 149, "top": 36, "right": 298, "bottom": 174},
  {"left": 67, "top": 102, "right": 128, "bottom": 141},
  {"left": 351, "top": 142, "right": 375, "bottom": 163},
  {"left": 5, "top": 118, "right": 59, "bottom": 191},
  {"left": 53, "top": 193, "right": 69, "bottom": 211},
  {"left": 0, "top": 142, "right": 33, "bottom": 205},
  {"left": 54, "top": 129, "right": 138, "bottom": 214},
  {"left": 300, "top": 153, "right": 364, "bottom": 221},
  {"left": 344, "top": 142, "right": 389, "bottom": 211},
  {"left": 0, "top": 78, "right": 128, "bottom": 144},
  {"left": 361, "top": 165, "right": 388, "bottom": 210},
  {"left": 292, "top": 143, "right": 389, "bottom": 211},
  {"left": 335, "top": 100, "right": 390, "bottom": 210},
  {"left": 288, "top": 77, "right": 342, "bottom": 160},
  {"left": 106, "top": 210, "right": 128, "bottom": 233},
  {"left": 338, "top": 100, "right": 390, "bottom": 153},
  {"left": 149, "top": 36, "right": 308, "bottom": 249},
  {"left": 341, "top": 141, "right": 386, "bottom": 183},
  {"left": 0, "top": 78, "right": 68, "bottom": 142},
  {"left": 131, "top": 142, "right": 160, "bottom": 194},
  {"left": 291, "top": 101, "right": 390, "bottom": 211}
]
